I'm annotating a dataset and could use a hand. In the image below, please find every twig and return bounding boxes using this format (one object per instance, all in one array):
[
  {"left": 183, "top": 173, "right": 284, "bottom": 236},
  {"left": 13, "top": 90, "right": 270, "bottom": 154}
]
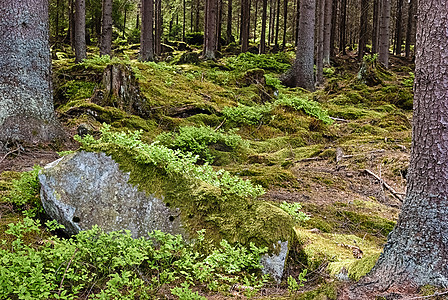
[
  {"left": 58, "top": 248, "right": 78, "bottom": 296},
  {"left": 402, "top": 290, "right": 448, "bottom": 300},
  {"left": 330, "top": 116, "right": 349, "bottom": 122},
  {"left": 364, "top": 169, "right": 403, "bottom": 202},
  {"left": 214, "top": 118, "right": 226, "bottom": 131},
  {"left": 0, "top": 147, "right": 20, "bottom": 164}
]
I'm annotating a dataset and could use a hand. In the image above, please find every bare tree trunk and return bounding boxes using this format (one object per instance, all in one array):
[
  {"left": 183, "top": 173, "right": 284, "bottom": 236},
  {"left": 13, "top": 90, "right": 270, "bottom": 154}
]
[
  {"left": 350, "top": 1, "right": 448, "bottom": 296},
  {"left": 378, "top": 0, "right": 390, "bottom": 67},
  {"left": 274, "top": 0, "right": 280, "bottom": 47},
  {"left": 140, "top": 0, "right": 154, "bottom": 61},
  {"left": 339, "top": 0, "right": 347, "bottom": 54},
  {"left": 372, "top": 0, "right": 379, "bottom": 53},
  {"left": 155, "top": 0, "right": 162, "bottom": 56},
  {"left": 283, "top": 0, "right": 315, "bottom": 90},
  {"left": 226, "top": 0, "right": 233, "bottom": 43},
  {"left": 122, "top": 8, "right": 127, "bottom": 38},
  {"left": 259, "top": 0, "right": 268, "bottom": 53},
  {"left": 203, "top": 0, "right": 218, "bottom": 59},
  {"left": 183, "top": 0, "right": 187, "bottom": 41},
  {"left": 394, "top": 0, "right": 403, "bottom": 55},
  {"left": 316, "top": 0, "right": 324, "bottom": 86},
  {"left": 74, "top": 0, "right": 86, "bottom": 63},
  {"left": 217, "top": 0, "right": 223, "bottom": 50},
  {"left": 358, "top": 0, "right": 369, "bottom": 60},
  {"left": 253, "top": 0, "right": 258, "bottom": 43},
  {"left": 100, "top": 0, "right": 113, "bottom": 56},
  {"left": 195, "top": 0, "right": 200, "bottom": 32},
  {"left": 329, "top": 0, "right": 337, "bottom": 57},
  {"left": 404, "top": 0, "right": 415, "bottom": 57},
  {"left": 136, "top": 2, "right": 140, "bottom": 29},
  {"left": 268, "top": 0, "right": 274, "bottom": 45},
  {"left": 241, "top": 0, "right": 250, "bottom": 52},
  {"left": 0, "top": 0, "right": 64, "bottom": 145},
  {"left": 323, "top": 0, "right": 332, "bottom": 65},
  {"left": 281, "top": 0, "right": 288, "bottom": 49}
]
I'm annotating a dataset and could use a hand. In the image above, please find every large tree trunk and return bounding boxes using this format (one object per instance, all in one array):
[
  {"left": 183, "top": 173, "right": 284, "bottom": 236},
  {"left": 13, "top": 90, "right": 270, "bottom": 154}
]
[
  {"left": 339, "top": 0, "right": 347, "bottom": 54},
  {"left": 259, "top": 0, "right": 268, "bottom": 53},
  {"left": 316, "top": 0, "right": 324, "bottom": 86},
  {"left": 372, "top": 0, "right": 380, "bottom": 53},
  {"left": 240, "top": 0, "right": 250, "bottom": 52},
  {"left": 226, "top": 0, "right": 233, "bottom": 43},
  {"left": 0, "top": 0, "right": 64, "bottom": 146},
  {"left": 154, "top": 0, "right": 162, "bottom": 56},
  {"left": 203, "top": 0, "right": 218, "bottom": 60},
  {"left": 282, "top": 0, "right": 315, "bottom": 90},
  {"left": 378, "top": 0, "right": 390, "bottom": 67},
  {"left": 74, "top": 0, "right": 86, "bottom": 63},
  {"left": 281, "top": 0, "right": 288, "bottom": 49},
  {"left": 274, "top": 0, "right": 280, "bottom": 47},
  {"left": 329, "top": 0, "right": 337, "bottom": 57},
  {"left": 348, "top": 1, "right": 448, "bottom": 298},
  {"left": 100, "top": 0, "right": 113, "bottom": 56},
  {"left": 140, "top": 0, "right": 154, "bottom": 61}
]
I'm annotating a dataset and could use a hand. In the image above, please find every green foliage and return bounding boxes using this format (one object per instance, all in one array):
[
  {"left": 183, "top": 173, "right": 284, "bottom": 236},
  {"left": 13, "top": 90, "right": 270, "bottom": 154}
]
[
  {"left": 78, "top": 54, "right": 124, "bottom": 70},
  {"left": 264, "top": 74, "right": 284, "bottom": 90},
  {"left": 280, "top": 201, "right": 310, "bottom": 222},
  {"left": 60, "top": 80, "right": 96, "bottom": 101},
  {"left": 225, "top": 52, "right": 291, "bottom": 72},
  {"left": 75, "top": 124, "right": 264, "bottom": 198},
  {"left": 287, "top": 269, "right": 307, "bottom": 295},
  {"left": 0, "top": 219, "right": 269, "bottom": 299},
  {"left": 3, "top": 166, "right": 41, "bottom": 210},
  {"left": 402, "top": 72, "right": 415, "bottom": 87},
  {"left": 171, "top": 283, "right": 206, "bottom": 300},
  {"left": 275, "top": 95, "right": 333, "bottom": 124},
  {"left": 186, "top": 32, "right": 204, "bottom": 45},
  {"left": 156, "top": 125, "right": 247, "bottom": 163},
  {"left": 222, "top": 104, "right": 272, "bottom": 125}
]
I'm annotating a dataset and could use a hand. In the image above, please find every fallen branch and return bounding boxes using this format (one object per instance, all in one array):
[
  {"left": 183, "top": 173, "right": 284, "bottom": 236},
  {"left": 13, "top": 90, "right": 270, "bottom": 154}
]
[
  {"left": 330, "top": 116, "right": 349, "bottom": 122},
  {"left": 214, "top": 118, "right": 226, "bottom": 131},
  {"left": 402, "top": 290, "right": 448, "bottom": 300},
  {"left": 0, "top": 147, "right": 20, "bottom": 164},
  {"left": 364, "top": 169, "right": 403, "bottom": 202}
]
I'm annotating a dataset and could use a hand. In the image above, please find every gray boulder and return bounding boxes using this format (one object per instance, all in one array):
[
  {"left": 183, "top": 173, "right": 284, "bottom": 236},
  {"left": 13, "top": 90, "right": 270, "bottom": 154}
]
[{"left": 39, "top": 151, "right": 186, "bottom": 238}]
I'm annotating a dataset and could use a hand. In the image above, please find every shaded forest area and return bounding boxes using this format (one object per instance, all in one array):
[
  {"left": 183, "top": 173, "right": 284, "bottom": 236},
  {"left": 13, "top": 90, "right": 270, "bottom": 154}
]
[{"left": 0, "top": 0, "right": 429, "bottom": 299}]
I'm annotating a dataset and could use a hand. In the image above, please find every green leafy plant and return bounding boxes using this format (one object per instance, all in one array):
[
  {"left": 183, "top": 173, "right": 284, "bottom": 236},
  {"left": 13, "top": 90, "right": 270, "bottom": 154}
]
[
  {"left": 3, "top": 166, "right": 41, "bottom": 209},
  {"left": 222, "top": 104, "right": 273, "bottom": 126},
  {"left": 156, "top": 125, "right": 247, "bottom": 163},
  {"left": 225, "top": 52, "right": 291, "bottom": 72},
  {"left": 280, "top": 201, "right": 310, "bottom": 222},
  {"left": 75, "top": 124, "right": 264, "bottom": 198},
  {"left": 287, "top": 269, "right": 307, "bottom": 295},
  {"left": 275, "top": 95, "right": 333, "bottom": 124}
]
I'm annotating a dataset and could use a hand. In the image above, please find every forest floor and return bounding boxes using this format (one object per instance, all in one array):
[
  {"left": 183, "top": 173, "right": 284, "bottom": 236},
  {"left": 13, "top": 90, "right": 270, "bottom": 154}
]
[{"left": 0, "top": 46, "right": 429, "bottom": 299}]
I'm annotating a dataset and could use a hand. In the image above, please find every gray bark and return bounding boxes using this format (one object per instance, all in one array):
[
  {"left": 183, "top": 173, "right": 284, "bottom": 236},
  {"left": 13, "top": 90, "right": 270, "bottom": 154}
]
[
  {"left": 356, "top": 0, "right": 448, "bottom": 294},
  {"left": 203, "top": 0, "right": 218, "bottom": 60},
  {"left": 357, "top": 0, "right": 369, "bottom": 61},
  {"left": 99, "top": 0, "right": 113, "bottom": 56},
  {"left": 241, "top": 0, "right": 250, "bottom": 52},
  {"left": 322, "top": 0, "right": 332, "bottom": 65},
  {"left": 394, "top": 0, "right": 403, "bottom": 55},
  {"left": 405, "top": 0, "right": 415, "bottom": 57},
  {"left": 316, "top": 0, "right": 324, "bottom": 86},
  {"left": 139, "top": 0, "right": 154, "bottom": 61},
  {"left": 259, "top": 0, "right": 268, "bottom": 53},
  {"left": 0, "top": 0, "right": 64, "bottom": 146},
  {"left": 378, "top": 0, "right": 390, "bottom": 68},
  {"left": 74, "top": 0, "right": 86, "bottom": 63}
]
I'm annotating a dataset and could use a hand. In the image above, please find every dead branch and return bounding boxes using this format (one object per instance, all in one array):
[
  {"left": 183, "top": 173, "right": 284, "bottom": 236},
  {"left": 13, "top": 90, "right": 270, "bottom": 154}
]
[
  {"left": 330, "top": 116, "right": 349, "bottom": 122},
  {"left": 402, "top": 290, "right": 448, "bottom": 300},
  {"left": 364, "top": 169, "right": 403, "bottom": 202},
  {"left": 0, "top": 147, "right": 20, "bottom": 164},
  {"left": 214, "top": 118, "right": 226, "bottom": 131}
]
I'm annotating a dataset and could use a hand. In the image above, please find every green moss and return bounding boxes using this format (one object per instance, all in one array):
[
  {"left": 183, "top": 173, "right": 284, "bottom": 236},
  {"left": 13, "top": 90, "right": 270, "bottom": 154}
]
[
  {"left": 235, "top": 166, "right": 297, "bottom": 188},
  {"left": 347, "top": 253, "right": 380, "bottom": 281},
  {"left": 295, "top": 283, "right": 338, "bottom": 300}
]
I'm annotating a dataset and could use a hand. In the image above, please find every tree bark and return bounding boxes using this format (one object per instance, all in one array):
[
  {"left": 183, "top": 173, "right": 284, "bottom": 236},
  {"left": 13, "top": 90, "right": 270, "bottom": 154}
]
[
  {"left": 352, "top": 1, "right": 448, "bottom": 295},
  {"left": 378, "top": 0, "right": 390, "bottom": 68},
  {"left": 74, "top": 0, "right": 86, "bottom": 63},
  {"left": 0, "top": 0, "right": 64, "bottom": 145},
  {"left": 154, "top": 0, "right": 162, "bottom": 56},
  {"left": 323, "top": 0, "right": 332, "bottom": 65},
  {"left": 404, "top": 0, "right": 415, "bottom": 57},
  {"left": 372, "top": 0, "right": 380, "bottom": 53},
  {"left": 339, "top": 0, "right": 347, "bottom": 54},
  {"left": 282, "top": 0, "right": 315, "bottom": 90},
  {"left": 281, "top": 0, "right": 288, "bottom": 49},
  {"left": 274, "top": 0, "right": 280, "bottom": 47},
  {"left": 100, "top": 0, "right": 113, "bottom": 56},
  {"left": 394, "top": 0, "right": 403, "bottom": 55},
  {"left": 259, "top": 0, "right": 268, "bottom": 53},
  {"left": 357, "top": 0, "right": 368, "bottom": 61},
  {"left": 140, "top": 0, "right": 154, "bottom": 61},
  {"left": 329, "top": 0, "right": 337, "bottom": 57},
  {"left": 316, "top": 0, "right": 324, "bottom": 86},
  {"left": 226, "top": 0, "right": 233, "bottom": 43},
  {"left": 240, "top": 0, "right": 250, "bottom": 52},
  {"left": 203, "top": 0, "right": 218, "bottom": 59}
]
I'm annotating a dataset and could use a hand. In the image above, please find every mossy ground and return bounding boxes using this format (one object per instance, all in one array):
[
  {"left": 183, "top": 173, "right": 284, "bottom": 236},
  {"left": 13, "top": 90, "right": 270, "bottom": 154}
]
[{"left": 0, "top": 47, "right": 416, "bottom": 298}]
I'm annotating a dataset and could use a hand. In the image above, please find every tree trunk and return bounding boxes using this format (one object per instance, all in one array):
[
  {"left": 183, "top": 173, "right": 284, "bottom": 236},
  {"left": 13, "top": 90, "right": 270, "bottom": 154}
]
[
  {"left": 378, "top": 0, "right": 390, "bottom": 67},
  {"left": 140, "top": 0, "right": 154, "bottom": 61},
  {"left": 316, "top": 0, "right": 324, "bottom": 86},
  {"left": 339, "top": 0, "right": 347, "bottom": 54},
  {"left": 268, "top": 0, "right": 274, "bottom": 45},
  {"left": 274, "top": 0, "right": 280, "bottom": 47},
  {"left": 281, "top": 0, "right": 287, "bottom": 49},
  {"left": 74, "top": 0, "right": 86, "bottom": 63},
  {"left": 195, "top": 0, "right": 200, "bottom": 32},
  {"left": 241, "top": 0, "right": 250, "bottom": 52},
  {"left": 394, "top": 0, "right": 403, "bottom": 55},
  {"left": 357, "top": 0, "right": 369, "bottom": 61},
  {"left": 217, "top": 0, "right": 223, "bottom": 50},
  {"left": 353, "top": 1, "right": 448, "bottom": 295},
  {"left": 253, "top": 0, "right": 258, "bottom": 43},
  {"left": 0, "top": 0, "right": 64, "bottom": 145},
  {"left": 136, "top": 2, "right": 140, "bottom": 29},
  {"left": 100, "top": 0, "right": 113, "bottom": 56},
  {"left": 226, "top": 0, "right": 233, "bottom": 43},
  {"left": 372, "top": 0, "right": 379, "bottom": 53},
  {"left": 183, "top": 0, "right": 186, "bottom": 41},
  {"left": 329, "top": 0, "right": 337, "bottom": 57},
  {"left": 155, "top": 0, "right": 162, "bottom": 55},
  {"left": 404, "top": 0, "right": 415, "bottom": 57},
  {"left": 203, "top": 0, "right": 218, "bottom": 59},
  {"left": 282, "top": 0, "right": 315, "bottom": 90},
  {"left": 323, "top": 0, "right": 332, "bottom": 65},
  {"left": 122, "top": 7, "right": 127, "bottom": 38},
  {"left": 259, "top": 0, "right": 268, "bottom": 53}
]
